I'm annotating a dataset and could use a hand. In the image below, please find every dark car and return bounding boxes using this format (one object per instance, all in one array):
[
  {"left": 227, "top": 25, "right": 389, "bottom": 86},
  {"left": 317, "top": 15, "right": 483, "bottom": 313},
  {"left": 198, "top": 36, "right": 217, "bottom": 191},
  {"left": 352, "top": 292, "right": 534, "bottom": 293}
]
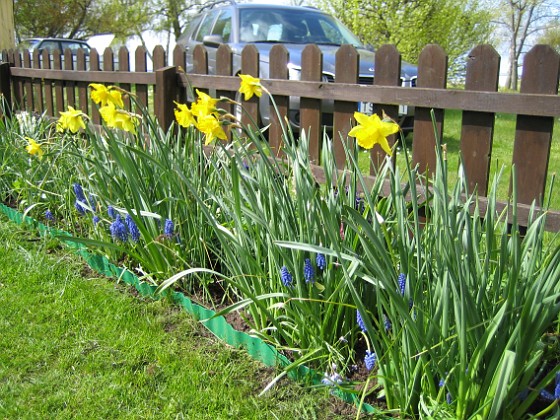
[
  {"left": 177, "top": 1, "right": 417, "bottom": 132},
  {"left": 19, "top": 38, "right": 92, "bottom": 56}
]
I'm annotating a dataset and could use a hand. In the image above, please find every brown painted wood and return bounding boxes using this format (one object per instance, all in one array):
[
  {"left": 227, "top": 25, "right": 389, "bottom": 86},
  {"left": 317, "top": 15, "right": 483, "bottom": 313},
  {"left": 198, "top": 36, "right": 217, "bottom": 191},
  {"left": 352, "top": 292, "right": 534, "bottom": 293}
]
[
  {"left": 10, "top": 67, "right": 155, "bottom": 84},
  {"left": 155, "top": 66, "right": 177, "bottom": 131},
  {"left": 135, "top": 46, "right": 149, "bottom": 111},
  {"left": 460, "top": 45, "right": 500, "bottom": 196},
  {"left": 172, "top": 45, "right": 187, "bottom": 105},
  {"left": 89, "top": 49, "right": 101, "bottom": 124},
  {"left": 412, "top": 44, "right": 447, "bottom": 174},
  {"left": 32, "top": 50, "right": 43, "bottom": 113},
  {"left": 153, "top": 45, "right": 166, "bottom": 71},
  {"left": 64, "top": 49, "right": 76, "bottom": 108},
  {"left": 52, "top": 51, "right": 64, "bottom": 115},
  {"left": 103, "top": 48, "right": 114, "bottom": 72},
  {"left": 22, "top": 50, "right": 33, "bottom": 111},
  {"left": 372, "top": 44, "right": 401, "bottom": 172},
  {"left": 12, "top": 50, "right": 24, "bottom": 109},
  {"left": 0, "top": 62, "right": 11, "bottom": 118},
  {"left": 269, "top": 45, "right": 289, "bottom": 158},
  {"left": 300, "top": 44, "right": 322, "bottom": 164},
  {"left": 118, "top": 47, "right": 131, "bottom": 110},
  {"left": 192, "top": 45, "right": 209, "bottom": 100},
  {"left": 41, "top": 49, "right": 54, "bottom": 117},
  {"left": 240, "top": 45, "right": 260, "bottom": 131},
  {"left": 76, "top": 49, "right": 89, "bottom": 115},
  {"left": 216, "top": 44, "right": 234, "bottom": 141},
  {"left": 333, "top": 44, "right": 358, "bottom": 169},
  {"left": 511, "top": 45, "right": 560, "bottom": 206}
]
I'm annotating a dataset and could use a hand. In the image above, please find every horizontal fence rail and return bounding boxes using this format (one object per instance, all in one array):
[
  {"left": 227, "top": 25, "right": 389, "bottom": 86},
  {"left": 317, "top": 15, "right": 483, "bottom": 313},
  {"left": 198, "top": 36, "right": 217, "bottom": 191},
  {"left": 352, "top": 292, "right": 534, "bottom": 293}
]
[{"left": 1, "top": 43, "right": 560, "bottom": 231}]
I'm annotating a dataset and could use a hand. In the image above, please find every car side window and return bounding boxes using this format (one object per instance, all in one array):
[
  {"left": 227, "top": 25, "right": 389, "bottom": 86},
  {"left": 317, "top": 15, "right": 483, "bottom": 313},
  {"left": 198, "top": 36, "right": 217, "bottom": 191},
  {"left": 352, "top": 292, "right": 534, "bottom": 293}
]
[
  {"left": 40, "top": 40, "right": 60, "bottom": 53},
  {"left": 212, "top": 10, "right": 232, "bottom": 42},
  {"left": 63, "top": 42, "right": 90, "bottom": 54},
  {"left": 195, "top": 10, "right": 219, "bottom": 42}
]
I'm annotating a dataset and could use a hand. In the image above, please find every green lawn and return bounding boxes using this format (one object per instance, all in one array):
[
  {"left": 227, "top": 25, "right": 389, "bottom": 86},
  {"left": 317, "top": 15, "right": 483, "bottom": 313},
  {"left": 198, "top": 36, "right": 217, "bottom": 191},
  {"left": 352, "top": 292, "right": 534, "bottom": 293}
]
[{"left": 0, "top": 215, "right": 354, "bottom": 419}]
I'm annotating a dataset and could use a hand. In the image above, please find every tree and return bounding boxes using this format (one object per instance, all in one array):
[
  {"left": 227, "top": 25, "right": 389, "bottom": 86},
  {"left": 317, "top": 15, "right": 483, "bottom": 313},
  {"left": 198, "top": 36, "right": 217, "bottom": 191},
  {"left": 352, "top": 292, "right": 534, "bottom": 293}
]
[
  {"left": 0, "top": 0, "right": 16, "bottom": 49},
  {"left": 537, "top": 19, "right": 560, "bottom": 53},
  {"left": 314, "top": 0, "right": 492, "bottom": 80},
  {"left": 492, "top": 0, "right": 559, "bottom": 90},
  {"left": 14, "top": 0, "right": 101, "bottom": 40}
]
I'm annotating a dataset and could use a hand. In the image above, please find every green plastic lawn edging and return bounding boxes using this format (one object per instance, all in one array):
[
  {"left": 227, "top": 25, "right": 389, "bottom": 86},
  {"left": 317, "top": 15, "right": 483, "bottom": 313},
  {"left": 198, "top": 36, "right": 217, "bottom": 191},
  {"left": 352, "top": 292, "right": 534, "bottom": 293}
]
[{"left": 0, "top": 203, "right": 377, "bottom": 415}]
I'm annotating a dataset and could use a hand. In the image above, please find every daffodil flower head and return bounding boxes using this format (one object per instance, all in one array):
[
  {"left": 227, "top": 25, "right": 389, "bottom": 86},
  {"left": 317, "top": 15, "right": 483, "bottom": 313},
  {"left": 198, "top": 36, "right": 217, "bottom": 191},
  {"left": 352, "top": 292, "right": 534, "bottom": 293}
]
[
  {"left": 196, "top": 114, "right": 227, "bottom": 145},
  {"left": 25, "top": 137, "right": 44, "bottom": 158},
  {"left": 99, "top": 103, "right": 137, "bottom": 133},
  {"left": 174, "top": 101, "right": 195, "bottom": 128},
  {"left": 348, "top": 111, "right": 399, "bottom": 155},
  {"left": 238, "top": 74, "right": 263, "bottom": 101},
  {"left": 89, "top": 83, "right": 124, "bottom": 108},
  {"left": 57, "top": 106, "right": 86, "bottom": 133},
  {"left": 191, "top": 89, "right": 219, "bottom": 119}
]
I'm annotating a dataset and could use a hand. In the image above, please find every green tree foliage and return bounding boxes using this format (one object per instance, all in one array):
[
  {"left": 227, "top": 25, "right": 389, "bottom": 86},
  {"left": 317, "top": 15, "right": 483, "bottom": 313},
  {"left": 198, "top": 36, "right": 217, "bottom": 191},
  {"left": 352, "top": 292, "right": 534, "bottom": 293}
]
[
  {"left": 14, "top": 0, "right": 95, "bottom": 39},
  {"left": 14, "top": 0, "right": 201, "bottom": 45},
  {"left": 315, "top": 0, "right": 492, "bottom": 79},
  {"left": 538, "top": 20, "right": 560, "bottom": 53}
]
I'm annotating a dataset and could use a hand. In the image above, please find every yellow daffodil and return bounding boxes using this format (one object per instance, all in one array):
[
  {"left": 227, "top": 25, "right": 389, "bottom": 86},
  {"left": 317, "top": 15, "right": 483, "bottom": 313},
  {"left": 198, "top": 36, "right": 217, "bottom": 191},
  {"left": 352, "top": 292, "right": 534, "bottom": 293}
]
[
  {"left": 191, "top": 89, "right": 219, "bottom": 119},
  {"left": 25, "top": 137, "right": 44, "bottom": 158},
  {"left": 348, "top": 112, "right": 399, "bottom": 154},
  {"left": 89, "top": 83, "right": 124, "bottom": 108},
  {"left": 99, "top": 103, "right": 137, "bottom": 133},
  {"left": 238, "top": 74, "right": 263, "bottom": 101},
  {"left": 174, "top": 102, "right": 195, "bottom": 128},
  {"left": 196, "top": 114, "right": 227, "bottom": 145},
  {"left": 57, "top": 106, "right": 86, "bottom": 133}
]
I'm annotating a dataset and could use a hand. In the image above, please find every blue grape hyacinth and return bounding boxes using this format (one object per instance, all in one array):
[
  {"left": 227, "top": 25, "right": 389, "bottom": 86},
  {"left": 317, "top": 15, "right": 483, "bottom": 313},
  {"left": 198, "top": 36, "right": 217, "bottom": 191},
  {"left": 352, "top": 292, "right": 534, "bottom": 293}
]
[
  {"left": 73, "top": 183, "right": 86, "bottom": 202},
  {"left": 316, "top": 253, "right": 326, "bottom": 270},
  {"left": 356, "top": 309, "right": 367, "bottom": 332},
  {"left": 303, "top": 258, "right": 315, "bottom": 283},
  {"left": 164, "top": 219, "right": 174, "bottom": 238},
  {"left": 107, "top": 205, "right": 117, "bottom": 219},
  {"left": 280, "top": 266, "right": 293, "bottom": 287},
  {"left": 45, "top": 209, "right": 54, "bottom": 221},
  {"left": 364, "top": 350, "right": 376, "bottom": 371},
  {"left": 398, "top": 273, "right": 406, "bottom": 296},
  {"left": 110, "top": 214, "right": 128, "bottom": 242},
  {"left": 125, "top": 214, "right": 140, "bottom": 242},
  {"left": 92, "top": 215, "right": 100, "bottom": 225}
]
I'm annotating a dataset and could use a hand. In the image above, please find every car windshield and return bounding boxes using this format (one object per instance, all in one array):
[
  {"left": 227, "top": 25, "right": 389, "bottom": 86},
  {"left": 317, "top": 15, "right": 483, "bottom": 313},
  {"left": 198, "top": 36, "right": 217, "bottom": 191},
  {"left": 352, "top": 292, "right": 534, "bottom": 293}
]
[{"left": 239, "top": 8, "right": 363, "bottom": 47}]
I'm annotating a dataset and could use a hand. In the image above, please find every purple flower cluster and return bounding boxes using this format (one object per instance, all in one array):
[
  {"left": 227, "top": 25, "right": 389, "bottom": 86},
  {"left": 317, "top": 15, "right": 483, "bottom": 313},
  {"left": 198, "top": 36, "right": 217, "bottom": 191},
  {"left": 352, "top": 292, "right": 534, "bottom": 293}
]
[
  {"left": 316, "top": 253, "right": 326, "bottom": 270},
  {"left": 125, "top": 214, "right": 140, "bottom": 242},
  {"left": 356, "top": 309, "right": 367, "bottom": 332},
  {"left": 303, "top": 258, "right": 315, "bottom": 283},
  {"left": 110, "top": 214, "right": 128, "bottom": 242},
  {"left": 364, "top": 350, "right": 376, "bottom": 371},
  {"left": 280, "top": 266, "right": 293, "bottom": 287},
  {"left": 398, "top": 273, "right": 406, "bottom": 296}
]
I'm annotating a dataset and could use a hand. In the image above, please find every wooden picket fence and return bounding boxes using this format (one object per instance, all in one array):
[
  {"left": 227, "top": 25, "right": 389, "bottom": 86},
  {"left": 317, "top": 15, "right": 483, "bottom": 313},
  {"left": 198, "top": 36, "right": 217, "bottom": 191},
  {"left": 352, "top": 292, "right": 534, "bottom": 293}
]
[{"left": 1, "top": 43, "right": 560, "bottom": 231}]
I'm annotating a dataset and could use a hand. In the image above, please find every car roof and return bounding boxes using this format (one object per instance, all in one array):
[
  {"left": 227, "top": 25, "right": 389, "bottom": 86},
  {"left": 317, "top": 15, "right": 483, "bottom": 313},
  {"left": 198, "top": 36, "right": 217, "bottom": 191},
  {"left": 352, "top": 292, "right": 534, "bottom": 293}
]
[
  {"left": 22, "top": 37, "right": 90, "bottom": 44},
  {"left": 204, "top": 2, "right": 326, "bottom": 12}
]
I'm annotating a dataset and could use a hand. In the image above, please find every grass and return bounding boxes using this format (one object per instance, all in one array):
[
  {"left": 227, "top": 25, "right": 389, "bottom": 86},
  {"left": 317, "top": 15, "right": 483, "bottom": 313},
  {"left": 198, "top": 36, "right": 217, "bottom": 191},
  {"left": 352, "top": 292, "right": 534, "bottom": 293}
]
[{"left": 0, "top": 214, "right": 355, "bottom": 419}]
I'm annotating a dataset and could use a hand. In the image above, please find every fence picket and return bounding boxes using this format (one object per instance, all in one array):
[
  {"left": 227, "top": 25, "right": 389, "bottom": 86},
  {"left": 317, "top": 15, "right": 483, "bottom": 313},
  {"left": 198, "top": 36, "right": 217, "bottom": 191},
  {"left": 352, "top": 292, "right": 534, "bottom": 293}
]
[
  {"left": 511, "top": 45, "right": 560, "bottom": 206},
  {"left": 300, "top": 44, "right": 322, "bottom": 164},
  {"left": 460, "top": 45, "right": 500, "bottom": 196},
  {"left": 135, "top": 46, "right": 149, "bottom": 110},
  {"left": 372, "top": 44, "right": 401, "bottom": 172},
  {"left": 89, "top": 49, "right": 101, "bottom": 124},
  {"left": 333, "top": 44, "right": 358, "bottom": 169},
  {"left": 241, "top": 45, "right": 260, "bottom": 131},
  {"left": 41, "top": 49, "right": 54, "bottom": 117},
  {"left": 77, "top": 49, "right": 89, "bottom": 115},
  {"left": 118, "top": 47, "right": 131, "bottom": 110},
  {"left": 412, "top": 44, "right": 448, "bottom": 174},
  {"left": 269, "top": 45, "right": 289, "bottom": 158}
]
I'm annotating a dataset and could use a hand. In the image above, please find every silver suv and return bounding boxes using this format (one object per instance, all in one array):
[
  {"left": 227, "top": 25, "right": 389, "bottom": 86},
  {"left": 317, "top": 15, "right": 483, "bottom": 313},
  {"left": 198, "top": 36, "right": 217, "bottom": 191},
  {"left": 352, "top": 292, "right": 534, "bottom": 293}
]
[{"left": 178, "top": 2, "right": 417, "bottom": 132}]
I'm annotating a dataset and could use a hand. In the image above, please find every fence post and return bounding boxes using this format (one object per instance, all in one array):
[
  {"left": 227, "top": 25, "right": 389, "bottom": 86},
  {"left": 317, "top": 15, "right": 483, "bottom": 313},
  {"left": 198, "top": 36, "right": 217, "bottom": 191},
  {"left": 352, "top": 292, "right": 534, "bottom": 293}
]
[
  {"left": 0, "top": 61, "right": 12, "bottom": 118},
  {"left": 155, "top": 66, "right": 177, "bottom": 132}
]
